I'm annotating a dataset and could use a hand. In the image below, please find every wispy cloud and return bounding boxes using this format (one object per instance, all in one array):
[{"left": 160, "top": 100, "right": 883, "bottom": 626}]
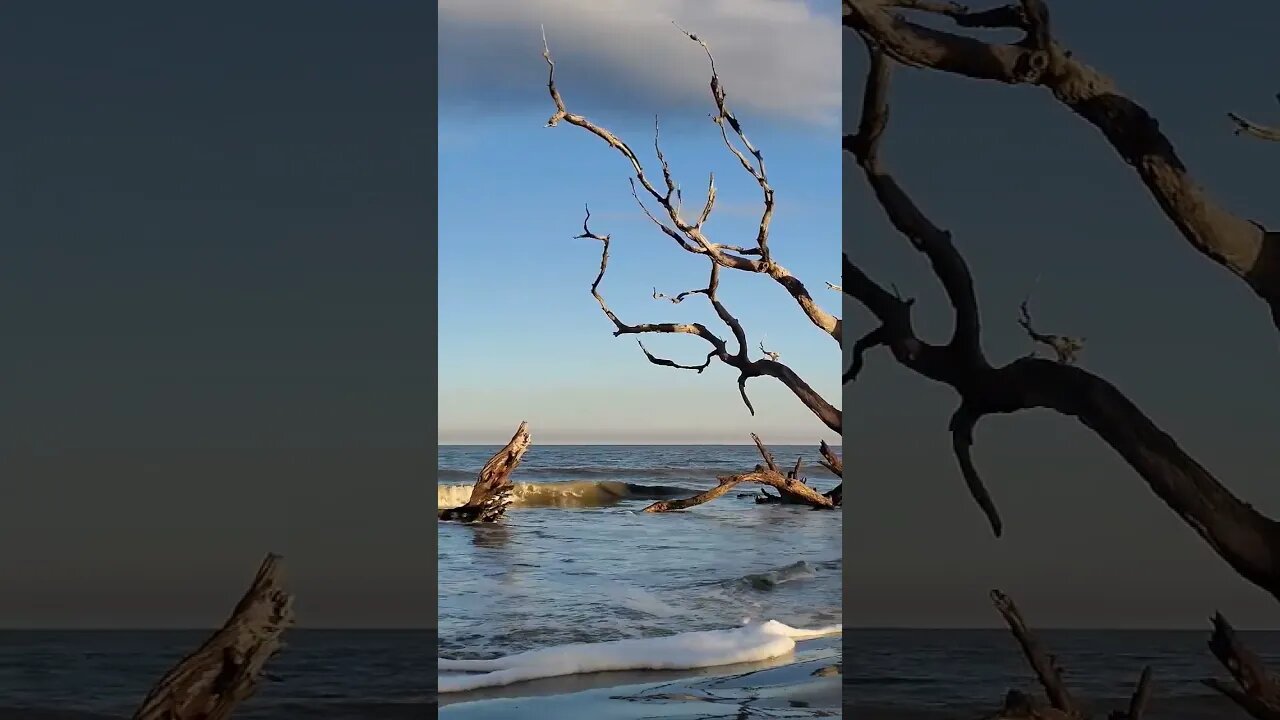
[{"left": 438, "top": 0, "right": 840, "bottom": 126}]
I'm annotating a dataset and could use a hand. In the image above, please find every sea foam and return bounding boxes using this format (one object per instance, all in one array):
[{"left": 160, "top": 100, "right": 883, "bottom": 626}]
[{"left": 437, "top": 619, "right": 841, "bottom": 693}]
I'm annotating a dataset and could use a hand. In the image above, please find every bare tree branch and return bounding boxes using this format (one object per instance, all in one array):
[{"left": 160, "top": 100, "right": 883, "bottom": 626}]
[
  {"left": 1204, "top": 613, "right": 1280, "bottom": 719},
  {"left": 1018, "top": 297, "right": 1085, "bottom": 364},
  {"left": 842, "top": 0, "right": 1280, "bottom": 330},
  {"left": 542, "top": 26, "right": 842, "bottom": 345},
  {"left": 643, "top": 437, "right": 838, "bottom": 512},
  {"left": 1229, "top": 95, "right": 1280, "bottom": 142},
  {"left": 557, "top": 169, "right": 840, "bottom": 433},
  {"left": 842, "top": 36, "right": 1280, "bottom": 603}
]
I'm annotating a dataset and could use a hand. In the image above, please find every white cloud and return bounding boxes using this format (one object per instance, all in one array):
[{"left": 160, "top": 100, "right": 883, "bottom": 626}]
[{"left": 438, "top": 0, "right": 840, "bottom": 125}]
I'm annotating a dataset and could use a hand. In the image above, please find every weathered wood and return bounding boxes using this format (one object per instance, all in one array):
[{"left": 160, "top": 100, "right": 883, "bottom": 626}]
[
  {"left": 438, "top": 421, "right": 532, "bottom": 523},
  {"left": 844, "top": 0, "right": 1280, "bottom": 329},
  {"left": 1204, "top": 613, "right": 1280, "bottom": 719},
  {"left": 1108, "top": 666, "right": 1153, "bottom": 720},
  {"left": 132, "top": 554, "right": 292, "bottom": 720},
  {"left": 818, "top": 440, "right": 842, "bottom": 506},
  {"left": 991, "top": 590, "right": 1081, "bottom": 718},
  {"left": 842, "top": 37, "right": 1280, "bottom": 605},
  {"left": 643, "top": 436, "right": 838, "bottom": 512}
]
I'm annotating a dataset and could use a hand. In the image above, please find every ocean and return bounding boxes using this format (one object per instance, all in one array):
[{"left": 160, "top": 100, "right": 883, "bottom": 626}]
[
  {"left": 0, "top": 629, "right": 434, "bottom": 718},
  {"left": 847, "top": 629, "right": 1280, "bottom": 718},
  {"left": 436, "top": 443, "right": 844, "bottom": 715},
  {"left": 1, "top": 629, "right": 1273, "bottom": 718}
]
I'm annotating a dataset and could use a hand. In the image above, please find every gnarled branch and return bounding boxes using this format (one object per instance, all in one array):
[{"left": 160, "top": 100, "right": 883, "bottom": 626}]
[
  {"left": 542, "top": 27, "right": 841, "bottom": 435},
  {"left": 642, "top": 437, "right": 838, "bottom": 512},
  {"left": 842, "top": 36, "right": 1280, "bottom": 603},
  {"left": 843, "top": 0, "right": 1280, "bottom": 330}
]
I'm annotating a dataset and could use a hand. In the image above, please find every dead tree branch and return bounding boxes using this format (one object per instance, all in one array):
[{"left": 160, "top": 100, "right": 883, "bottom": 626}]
[
  {"left": 842, "top": 0, "right": 1280, "bottom": 330},
  {"left": 133, "top": 554, "right": 292, "bottom": 720},
  {"left": 1204, "top": 613, "right": 1280, "bottom": 719},
  {"left": 643, "top": 436, "right": 838, "bottom": 512},
  {"left": 438, "top": 422, "right": 532, "bottom": 522},
  {"left": 1229, "top": 95, "right": 1280, "bottom": 142},
  {"left": 842, "top": 41, "right": 1280, "bottom": 602},
  {"left": 575, "top": 207, "right": 840, "bottom": 433},
  {"left": 1017, "top": 297, "right": 1084, "bottom": 364},
  {"left": 542, "top": 27, "right": 841, "bottom": 434}
]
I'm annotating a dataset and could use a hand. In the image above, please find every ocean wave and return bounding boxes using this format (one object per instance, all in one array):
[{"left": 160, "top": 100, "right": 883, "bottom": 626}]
[
  {"left": 437, "top": 619, "right": 841, "bottom": 693},
  {"left": 436, "top": 480, "right": 691, "bottom": 509},
  {"left": 438, "top": 464, "right": 838, "bottom": 481}
]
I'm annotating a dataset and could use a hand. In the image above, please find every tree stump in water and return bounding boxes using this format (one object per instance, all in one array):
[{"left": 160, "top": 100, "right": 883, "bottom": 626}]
[
  {"left": 132, "top": 553, "right": 292, "bottom": 720},
  {"left": 438, "top": 421, "right": 532, "bottom": 523}
]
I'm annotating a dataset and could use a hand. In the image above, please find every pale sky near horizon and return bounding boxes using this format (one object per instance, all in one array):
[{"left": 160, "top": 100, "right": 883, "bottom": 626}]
[{"left": 437, "top": 0, "right": 841, "bottom": 447}]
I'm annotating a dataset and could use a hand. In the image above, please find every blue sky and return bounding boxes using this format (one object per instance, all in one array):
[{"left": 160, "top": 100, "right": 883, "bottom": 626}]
[{"left": 438, "top": 0, "right": 840, "bottom": 444}]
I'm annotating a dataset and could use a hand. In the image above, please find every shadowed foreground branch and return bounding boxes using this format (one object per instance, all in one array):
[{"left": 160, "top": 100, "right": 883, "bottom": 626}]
[
  {"left": 438, "top": 421, "right": 532, "bottom": 523},
  {"left": 843, "top": 0, "right": 1280, "bottom": 329},
  {"left": 133, "top": 554, "right": 292, "bottom": 720},
  {"left": 842, "top": 39, "right": 1280, "bottom": 606}
]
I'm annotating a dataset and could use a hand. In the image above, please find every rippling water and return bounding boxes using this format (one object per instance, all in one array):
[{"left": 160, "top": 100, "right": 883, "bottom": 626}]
[
  {"left": 436, "top": 444, "right": 844, "bottom": 708},
  {"left": 848, "top": 629, "right": 1280, "bottom": 719},
  {"left": 0, "top": 630, "right": 433, "bottom": 719}
]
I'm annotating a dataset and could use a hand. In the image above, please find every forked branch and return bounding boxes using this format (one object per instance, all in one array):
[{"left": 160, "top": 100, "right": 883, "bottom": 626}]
[
  {"left": 542, "top": 26, "right": 841, "bottom": 434},
  {"left": 574, "top": 208, "right": 841, "bottom": 433},
  {"left": 843, "top": 0, "right": 1280, "bottom": 330},
  {"left": 842, "top": 36, "right": 1280, "bottom": 603},
  {"left": 643, "top": 436, "right": 839, "bottom": 512}
]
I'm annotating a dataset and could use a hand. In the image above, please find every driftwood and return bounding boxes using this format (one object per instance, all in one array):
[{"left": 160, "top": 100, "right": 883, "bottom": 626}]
[
  {"left": 438, "top": 421, "right": 532, "bottom": 523},
  {"left": 1204, "top": 613, "right": 1280, "bottom": 719},
  {"left": 542, "top": 27, "right": 841, "bottom": 436},
  {"left": 643, "top": 434, "right": 839, "bottom": 512},
  {"left": 987, "top": 591, "right": 1152, "bottom": 720},
  {"left": 132, "top": 554, "right": 292, "bottom": 720}
]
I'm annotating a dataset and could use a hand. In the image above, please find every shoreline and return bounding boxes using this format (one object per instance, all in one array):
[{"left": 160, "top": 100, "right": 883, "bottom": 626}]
[{"left": 439, "top": 636, "right": 841, "bottom": 718}]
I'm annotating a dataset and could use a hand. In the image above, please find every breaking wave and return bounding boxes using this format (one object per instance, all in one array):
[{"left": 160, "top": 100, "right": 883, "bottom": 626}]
[
  {"left": 437, "top": 619, "right": 842, "bottom": 693},
  {"left": 437, "top": 464, "right": 838, "bottom": 482},
  {"left": 436, "top": 480, "right": 691, "bottom": 509}
]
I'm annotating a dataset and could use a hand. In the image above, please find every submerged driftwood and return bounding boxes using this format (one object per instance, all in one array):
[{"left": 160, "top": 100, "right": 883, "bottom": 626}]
[
  {"left": 438, "top": 421, "right": 532, "bottom": 523},
  {"left": 643, "top": 434, "right": 841, "bottom": 513},
  {"left": 133, "top": 553, "right": 292, "bottom": 720}
]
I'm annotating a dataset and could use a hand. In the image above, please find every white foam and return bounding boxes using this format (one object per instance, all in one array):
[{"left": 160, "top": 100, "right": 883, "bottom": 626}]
[{"left": 437, "top": 619, "right": 841, "bottom": 693}]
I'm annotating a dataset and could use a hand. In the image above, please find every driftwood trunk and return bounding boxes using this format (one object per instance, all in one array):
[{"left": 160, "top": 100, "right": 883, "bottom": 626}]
[
  {"left": 644, "top": 434, "right": 840, "bottom": 512},
  {"left": 438, "top": 421, "right": 532, "bottom": 523},
  {"left": 986, "top": 590, "right": 1152, "bottom": 720},
  {"left": 132, "top": 553, "right": 292, "bottom": 720}
]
